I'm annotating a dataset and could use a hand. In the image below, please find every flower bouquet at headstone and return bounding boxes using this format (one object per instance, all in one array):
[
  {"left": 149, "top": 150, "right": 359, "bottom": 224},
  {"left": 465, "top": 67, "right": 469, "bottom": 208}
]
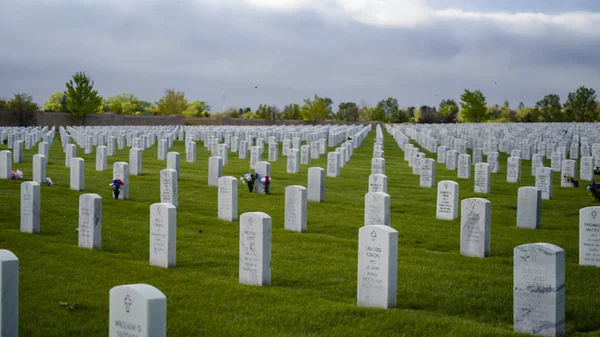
[
  {"left": 44, "top": 178, "right": 53, "bottom": 187},
  {"left": 564, "top": 175, "right": 579, "bottom": 187},
  {"left": 240, "top": 172, "right": 257, "bottom": 192},
  {"left": 588, "top": 181, "right": 600, "bottom": 203},
  {"left": 110, "top": 179, "right": 124, "bottom": 199},
  {"left": 594, "top": 166, "right": 600, "bottom": 176},
  {"left": 11, "top": 170, "right": 23, "bottom": 180},
  {"left": 260, "top": 175, "right": 271, "bottom": 194}
]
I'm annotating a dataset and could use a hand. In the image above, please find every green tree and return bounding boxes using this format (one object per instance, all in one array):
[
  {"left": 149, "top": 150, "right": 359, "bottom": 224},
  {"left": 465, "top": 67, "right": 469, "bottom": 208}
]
[
  {"left": 564, "top": 86, "right": 598, "bottom": 122},
  {"left": 7, "top": 93, "right": 40, "bottom": 126},
  {"left": 439, "top": 100, "right": 459, "bottom": 123},
  {"left": 0, "top": 99, "right": 7, "bottom": 111},
  {"left": 535, "top": 94, "right": 562, "bottom": 122},
  {"left": 322, "top": 97, "right": 334, "bottom": 119},
  {"left": 106, "top": 93, "right": 143, "bottom": 115},
  {"left": 156, "top": 89, "right": 188, "bottom": 115},
  {"left": 282, "top": 104, "right": 301, "bottom": 120},
  {"left": 182, "top": 100, "right": 210, "bottom": 117},
  {"left": 301, "top": 95, "right": 328, "bottom": 123},
  {"left": 390, "top": 109, "right": 409, "bottom": 123},
  {"left": 376, "top": 97, "right": 399, "bottom": 122},
  {"left": 418, "top": 106, "right": 440, "bottom": 124},
  {"left": 338, "top": 102, "right": 359, "bottom": 122},
  {"left": 65, "top": 72, "right": 103, "bottom": 123},
  {"left": 502, "top": 100, "right": 518, "bottom": 122},
  {"left": 517, "top": 106, "right": 540, "bottom": 123},
  {"left": 43, "top": 92, "right": 68, "bottom": 112},
  {"left": 459, "top": 89, "right": 488, "bottom": 122}
]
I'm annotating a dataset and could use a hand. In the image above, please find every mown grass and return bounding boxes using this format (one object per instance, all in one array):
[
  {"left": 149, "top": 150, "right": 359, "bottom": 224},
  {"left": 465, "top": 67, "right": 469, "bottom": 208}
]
[{"left": 0, "top": 127, "right": 599, "bottom": 336}]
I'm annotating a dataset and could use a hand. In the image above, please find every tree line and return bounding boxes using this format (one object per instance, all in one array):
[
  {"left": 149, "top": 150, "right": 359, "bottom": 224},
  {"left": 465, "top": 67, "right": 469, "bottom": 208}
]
[{"left": 0, "top": 71, "right": 598, "bottom": 125}]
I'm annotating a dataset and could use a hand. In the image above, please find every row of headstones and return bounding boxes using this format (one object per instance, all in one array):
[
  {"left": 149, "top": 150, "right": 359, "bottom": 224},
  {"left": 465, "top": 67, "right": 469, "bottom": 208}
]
[{"left": 0, "top": 242, "right": 566, "bottom": 337}]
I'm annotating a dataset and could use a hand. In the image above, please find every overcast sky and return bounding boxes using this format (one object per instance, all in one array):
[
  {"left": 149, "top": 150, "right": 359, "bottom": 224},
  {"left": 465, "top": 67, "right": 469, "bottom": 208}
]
[{"left": 1, "top": 0, "right": 599, "bottom": 111}]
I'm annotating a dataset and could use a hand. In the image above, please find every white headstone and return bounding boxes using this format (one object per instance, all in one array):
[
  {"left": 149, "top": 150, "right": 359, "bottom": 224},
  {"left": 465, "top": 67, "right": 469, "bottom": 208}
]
[
  {"left": 327, "top": 152, "right": 340, "bottom": 178},
  {"left": 580, "top": 156, "right": 593, "bottom": 181},
  {"left": 149, "top": 203, "right": 177, "bottom": 268},
  {"left": 371, "top": 158, "right": 385, "bottom": 175},
  {"left": 457, "top": 154, "right": 471, "bottom": 179},
  {"left": 0, "top": 250, "right": 18, "bottom": 337},
  {"left": 535, "top": 167, "right": 553, "bottom": 200},
  {"left": 507, "top": 157, "right": 522, "bottom": 183},
  {"left": 186, "top": 142, "right": 196, "bottom": 163},
  {"left": 32, "top": 154, "right": 45, "bottom": 184},
  {"left": 357, "top": 225, "right": 397, "bottom": 309},
  {"left": 0, "top": 150, "right": 11, "bottom": 179},
  {"left": 109, "top": 284, "right": 167, "bottom": 337},
  {"left": 307, "top": 167, "right": 325, "bottom": 202},
  {"left": 560, "top": 159, "right": 577, "bottom": 188},
  {"left": 167, "top": 152, "right": 180, "bottom": 180},
  {"left": 96, "top": 145, "right": 107, "bottom": 171},
  {"left": 287, "top": 149, "right": 299, "bottom": 174},
  {"left": 474, "top": 163, "right": 491, "bottom": 194},
  {"left": 208, "top": 156, "right": 223, "bottom": 187},
  {"left": 78, "top": 193, "right": 102, "bottom": 249},
  {"left": 579, "top": 206, "right": 600, "bottom": 267},
  {"left": 419, "top": 158, "right": 435, "bottom": 188},
  {"left": 113, "top": 162, "right": 129, "bottom": 200},
  {"left": 285, "top": 185, "right": 308, "bottom": 233},
  {"left": 364, "top": 192, "right": 391, "bottom": 227},
  {"left": 160, "top": 169, "right": 178, "bottom": 208},
  {"left": 517, "top": 187, "right": 541, "bottom": 229},
  {"left": 514, "top": 243, "right": 565, "bottom": 337},
  {"left": 368, "top": 174, "right": 387, "bottom": 193},
  {"left": 20, "top": 181, "right": 40, "bottom": 234},
  {"left": 239, "top": 212, "right": 271, "bottom": 286},
  {"left": 65, "top": 144, "right": 76, "bottom": 168},
  {"left": 129, "top": 148, "right": 142, "bottom": 176},
  {"left": 460, "top": 198, "right": 491, "bottom": 258},
  {"left": 218, "top": 176, "right": 238, "bottom": 222},
  {"left": 437, "top": 180, "right": 459, "bottom": 220}
]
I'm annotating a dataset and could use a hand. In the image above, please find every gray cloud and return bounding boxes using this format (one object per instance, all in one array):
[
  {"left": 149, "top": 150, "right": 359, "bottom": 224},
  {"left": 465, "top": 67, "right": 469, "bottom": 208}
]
[{"left": 0, "top": 0, "right": 599, "bottom": 111}]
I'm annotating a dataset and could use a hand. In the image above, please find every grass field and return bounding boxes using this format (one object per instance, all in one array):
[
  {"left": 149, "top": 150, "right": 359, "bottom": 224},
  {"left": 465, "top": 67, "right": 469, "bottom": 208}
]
[{"left": 1, "top": 127, "right": 600, "bottom": 336}]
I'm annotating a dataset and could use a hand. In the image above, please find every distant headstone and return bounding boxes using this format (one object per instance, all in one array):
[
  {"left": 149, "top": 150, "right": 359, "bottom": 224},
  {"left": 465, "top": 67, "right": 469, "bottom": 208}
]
[
  {"left": 129, "top": 148, "right": 142, "bottom": 176},
  {"left": 32, "top": 154, "right": 46, "bottom": 184},
  {"left": 357, "top": 225, "right": 397, "bottom": 309},
  {"left": 167, "top": 152, "right": 180, "bottom": 180},
  {"left": 113, "top": 162, "right": 129, "bottom": 200},
  {"left": 287, "top": 149, "right": 299, "bottom": 174},
  {"left": 457, "top": 154, "right": 471, "bottom": 179},
  {"left": 239, "top": 212, "right": 272, "bottom": 286},
  {"left": 364, "top": 192, "right": 391, "bottom": 227},
  {"left": 517, "top": 187, "right": 541, "bottom": 229},
  {"left": 65, "top": 144, "right": 76, "bottom": 168},
  {"left": 446, "top": 150, "right": 458, "bottom": 170},
  {"left": 285, "top": 185, "right": 308, "bottom": 232},
  {"left": 160, "top": 169, "right": 178, "bottom": 208},
  {"left": 109, "top": 284, "right": 167, "bottom": 337},
  {"left": 218, "top": 176, "right": 238, "bottom": 222},
  {"left": 186, "top": 142, "right": 196, "bottom": 163},
  {"left": 437, "top": 180, "right": 459, "bottom": 220},
  {"left": 507, "top": 157, "right": 522, "bottom": 183},
  {"left": 419, "top": 158, "right": 435, "bottom": 188},
  {"left": 307, "top": 167, "right": 325, "bottom": 202},
  {"left": 149, "top": 203, "right": 177, "bottom": 268},
  {"left": 0, "top": 150, "right": 11, "bottom": 179},
  {"left": 327, "top": 152, "right": 340, "bottom": 177},
  {"left": 96, "top": 145, "right": 107, "bottom": 171},
  {"left": 514, "top": 243, "right": 565, "bottom": 337},
  {"left": 560, "top": 159, "right": 577, "bottom": 188},
  {"left": 460, "top": 198, "right": 491, "bottom": 258},
  {"left": 208, "top": 156, "right": 223, "bottom": 187},
  {"left": 535, "top": 167, "right": 553, "bottom": 200},
  {"left": 78, "top": 193, "right": 102, "bottom": 249},
  {"left": 20, "top": 181, "right": 40, "bottom": 234},
  {"left": 580, "top": 156, "right": 593, "bottom": 181},
  {"left": 474, "top": 163, "right": 491, "bottom": 194}
]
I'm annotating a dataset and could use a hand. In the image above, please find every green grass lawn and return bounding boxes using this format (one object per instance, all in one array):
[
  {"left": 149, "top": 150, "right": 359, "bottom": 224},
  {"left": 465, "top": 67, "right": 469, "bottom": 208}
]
[{"left": 1, "top": 127, "right": 600, "bottom": 336}]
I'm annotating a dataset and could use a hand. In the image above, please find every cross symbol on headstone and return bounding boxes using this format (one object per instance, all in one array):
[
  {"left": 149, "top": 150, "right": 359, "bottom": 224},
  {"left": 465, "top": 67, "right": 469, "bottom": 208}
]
[
  {"left": 124, "top": 294, "right": 132, "bottom": 313},
  {"left": 371, "top": 231, "right": 377, "bottom": 241},
  {"left": 444, "top": 183, "right": 448, "bottom": 189},
  {"left": 593, "top": 210, "right": 598, "bottom": 220}
]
